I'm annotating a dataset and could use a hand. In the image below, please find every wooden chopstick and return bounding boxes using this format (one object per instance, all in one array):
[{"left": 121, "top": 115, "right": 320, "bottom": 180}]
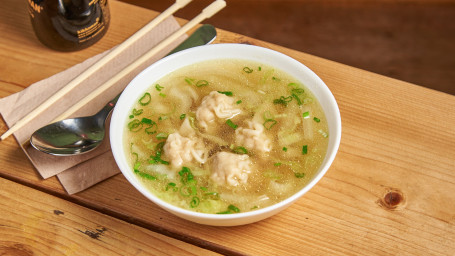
[
  {"left": 0, "top": 0, "right": 195, "bottom": 141},
  {"left": 51, "top": 0, "right": 226, "bottom": 123}
]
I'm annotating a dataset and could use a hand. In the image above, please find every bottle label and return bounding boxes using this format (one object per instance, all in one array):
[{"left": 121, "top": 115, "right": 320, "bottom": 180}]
[{"left": 28, "top": 0, "right": 43, "bottom": 18}]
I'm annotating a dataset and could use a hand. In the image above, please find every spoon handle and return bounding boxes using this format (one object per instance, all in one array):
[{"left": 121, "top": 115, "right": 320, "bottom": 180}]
[{"left": 94, "top": 94, "right": 120, "bottom": 123}]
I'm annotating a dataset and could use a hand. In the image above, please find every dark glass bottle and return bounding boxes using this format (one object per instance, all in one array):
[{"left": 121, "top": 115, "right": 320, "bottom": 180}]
[{"left": 28, "top": 0, "right": 110, "bottom": 52}]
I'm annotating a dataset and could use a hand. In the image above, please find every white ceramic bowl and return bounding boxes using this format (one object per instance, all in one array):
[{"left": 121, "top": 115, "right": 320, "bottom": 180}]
[{"left": 110, "top": 44, "right": 341, "bottom": 226}]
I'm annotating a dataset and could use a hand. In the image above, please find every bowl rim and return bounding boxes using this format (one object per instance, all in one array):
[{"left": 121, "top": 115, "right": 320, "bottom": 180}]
[{"left": 110, "top": 43, "right": 342, "bottom": 222}]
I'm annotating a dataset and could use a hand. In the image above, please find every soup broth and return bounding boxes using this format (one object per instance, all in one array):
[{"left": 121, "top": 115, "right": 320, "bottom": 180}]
[{"left": 124, "top": 59, "right": 329, "bottom": 214}]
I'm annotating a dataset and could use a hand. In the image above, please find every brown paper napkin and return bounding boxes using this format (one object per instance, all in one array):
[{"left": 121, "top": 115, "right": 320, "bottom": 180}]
[{"left": 0, "top": 16, "right": 187, "bottom": 194}]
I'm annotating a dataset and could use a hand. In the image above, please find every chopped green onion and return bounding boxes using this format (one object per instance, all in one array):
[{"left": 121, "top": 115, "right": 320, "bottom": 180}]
[
  {"left": 217, "top": 204, "right": 241, "bottom": 214},
  {"left": 145, "top": 122, "right": 157, "bottom": 134},
  {"left": 135, "top": 170, "right": 157, "bottom": 180},
  {"left": 274, "top": 162, "right": 282, "bottom": 166},
  {"left": 179, "top": 167, "right": 194, "bottom": 184},
  {"left": 141, "top": 118, "right": 153, "bottom": 124},
  {"left": 159, "top": 93, "right": 166, "bottom": 97},
  {"left": 313, "top": 117, "right": 321, "bottom": 123},
  {"left": 156, "top": 132, "right": 168, "bottom": 140},
  {"left": 273, "top": 96, "right": 293, "bottom": 106},
  {"left": 180, "top": 185, "right": 197, "bottom": 197},
  {"left": 318, "top": 129, "right": 328, "bottom": 138},
  {"left": 196, "top": 80, "right": 209, "bottom": 87},
  {"left": 184, "top": 77, "right": 195, "bottom": 85},
  {"left": 294, "top": 172, "right": 305, "bottom": 178},
  {"left": 258, "top": 66, "right": 262, "bottom": 71},
  {"left": 282, "top": 147, "right": 288, "bottom": 152},
  {"left": 243, "top": 67, "right": 253, "bottom": 73},
  {"left": 302, "top": 145, "right": 308, "bottom": 155},
  {"left": 236, "top": 100, "right": 242, "bottom": 104},
  {"left": 302, "top": 111, "right": 310, "bottom": 119},
  {"left": 129, "top": 115, "right": 134, "bottom": 119},
  {"left": 228, "top": 204, "right": 240, "bottom": 213},
  {"left": 190, "top": 196, "right": 200, "bottom": 208},
  {"left": 288, "top": 83, "right": 298, "bottom": 88},
  {"left": 291, "top": 93, "right": 302, "bottom": 105},
  {"left": 291, "top": 88, "right": 305, "bottom": 95},
  {"left": 180, "top": 114, "right": 186, "bottom": 120},
  {"left": 272, "top": 76, "right": 281, "bottom": 81},
  {"left": 263, "top": 119, "right": 277, "bottom": 130},
  {"left": 233, "top": 146, "right": 248, "bottom": 155},
  {"left": 155, "top": 84, "right": 164, "bottom": 91},
  {"left": 166, "top": 182, "right": 178, "bottom": 191},
  {"left": 203, "top": 192, "right": 220, "bottom": 200},
  {"left": 133, "top": 161, "right": 141, "bottom": 172},
  {"left": 200, "top": 186, "right": 208, "bottom": 191},
  {"left": 128, "top": 119, "right": 143, "bottom": 132},
  {"left": 226, "top": 119, "right": 238, "bottom": 129},
  {"left": 132, "top": 108, "right": 143, "bottom": 116},
  {"left": 217, "top": 91, "right": 233, "bottom": 96},
  {"left": 138, "top": 92, "right": 151, "bottom": 106}
]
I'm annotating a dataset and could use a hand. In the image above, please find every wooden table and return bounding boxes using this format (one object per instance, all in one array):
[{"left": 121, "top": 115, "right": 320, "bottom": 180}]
[{"left": 1, "top": 0, "right": 454, "bottom": 255}]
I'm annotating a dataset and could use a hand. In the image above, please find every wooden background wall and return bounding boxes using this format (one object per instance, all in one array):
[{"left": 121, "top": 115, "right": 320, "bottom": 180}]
[{"left": 118, "top": 0, "right": 455, "bottom": 95}]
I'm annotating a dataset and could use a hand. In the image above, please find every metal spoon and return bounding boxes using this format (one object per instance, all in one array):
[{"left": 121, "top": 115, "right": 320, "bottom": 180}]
[
  {"left": 30, "top": 95, "right": 119, "bottom": 156},
  {"left": 30, "top": 24, "right": 217, "bottom": 156}
]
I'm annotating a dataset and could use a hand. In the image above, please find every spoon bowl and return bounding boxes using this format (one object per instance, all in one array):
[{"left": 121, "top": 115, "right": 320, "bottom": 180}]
[{"left": 30, "top": 96, "right": 118, "bottom": 156}]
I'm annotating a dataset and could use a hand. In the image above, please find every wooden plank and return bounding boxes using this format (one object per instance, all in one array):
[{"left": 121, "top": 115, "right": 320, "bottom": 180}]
[
  {"left": 0, "top": 178, "right": 221, "bottom": 256},
  {"left": 120, "top": 0, "right": 455, "bottom": 95},
  {"left": 1, "top": 0, "right": 454, "bottom": 255}
]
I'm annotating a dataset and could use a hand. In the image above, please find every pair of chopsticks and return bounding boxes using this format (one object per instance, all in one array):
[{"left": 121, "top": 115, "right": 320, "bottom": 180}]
[{"left": 0, "top": 0, "right": 226, "bottom": 141}]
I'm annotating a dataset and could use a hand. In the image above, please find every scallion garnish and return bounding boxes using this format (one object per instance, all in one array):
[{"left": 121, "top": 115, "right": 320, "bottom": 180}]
[
  {"left": 138, "top": 92, "right": 151, "bottom": 106},
  {"left": 145, "top": 122, "right": 157, "bottom": 135},
  {"left": 217, "top": 204, "right": 241, "bottom": 214},
  {"left": 196, "top": 80, "right": 209, "bottom": 87},
  {"left": 273, "top": 96, "right": 293, "bottom": 106},
  {"left": 291, "top": 88, "right": 305, "bottom": 95},
  {"left": 313, "top": 117, "right": 320, "bottom": 123},
  {"left": 141, "top": 118, "right": 153, "bottom": 124},
  {"left": 180, "top": 114, "right": 186, "bottom": 120},
  {"left": 155, "top": 84, "right": 164, "bottom": 91},
  {"left": 180, "top": 185, "right": 197, "bottom": 197},
  {"left": 184, "top": 77, "right": 195, "bottom": 85},
  {"left": 302, "top": 145, "right": 308, "bottom": 155},
  {"left": 166, "top": 182, "right": 178, "bottom": 191},
  {"left": 226, "top": 119, "right": 238, "bottom": 129},
  {"left": 128, "top": 119, "right": 143, "bottom": 132},
  {"left": 134, "top": 170, "right": 157, "bottom": 180},
  {"left": 132, "top": 108, "right": 143, "bottom": 116},
  {"left": 291, "top": 93, "right": 302, "bottom": 105},
  {"left": 282, "top": 147, "right": 288, "bottom": 152},
  {"left": 129, "top": 115, "right": 134, "bottom": 119},
  {"left": 233, "top": 146, "right": 248, "bottom": 155},
  {"left": 318, "top": 129, "right": 328, "bottom": 138},
  {"left": 217, "top": 91, "right": 233, "bottom": 96},
  {"left": 156, "top": 132, "right": 168, "bottom": 140},
  {"left": 263, "top": 119, "right": 277, "bottom": 130},
  {"left": 294, "top": 172, "right": 305, "bottom": 178},
  {"left": 302, "top": 111, "right": 310, "bottom": 119},
  {"left": 159, "top": 93, "right": 166, "bottom": 97},
  {"left": 236, "top": 100, "right": 242, "bottom": 104},
  {"left": 274, "top": 162, "right": 282, "bottom": 166},
  {"left": 190, "top": 196, "right": 200, "bottom": 208},
  {"left": 258, "top": 66, "right": 262, "bottom": 71},
  {"left": 243, "top": 67, "right": 253, "bottom": 73},
  {"left": 272, "top": 76, "right": 281, "bottom": 81}
]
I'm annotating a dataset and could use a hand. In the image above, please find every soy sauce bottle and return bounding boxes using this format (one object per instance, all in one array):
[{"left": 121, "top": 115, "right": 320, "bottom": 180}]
[{"left": 28, "top": 0, "right": 110, "bottom": 52}]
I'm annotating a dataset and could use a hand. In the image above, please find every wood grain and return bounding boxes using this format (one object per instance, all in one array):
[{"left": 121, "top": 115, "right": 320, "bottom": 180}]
[
  {"left": 120, "top": 0, "right": 455, "bottom": 95},
  {"left": 0, "top": 0, "right": 454, "bottom": 255},
  {"left": 0, "top": 178, "right": 221, "bottom": 256}
]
